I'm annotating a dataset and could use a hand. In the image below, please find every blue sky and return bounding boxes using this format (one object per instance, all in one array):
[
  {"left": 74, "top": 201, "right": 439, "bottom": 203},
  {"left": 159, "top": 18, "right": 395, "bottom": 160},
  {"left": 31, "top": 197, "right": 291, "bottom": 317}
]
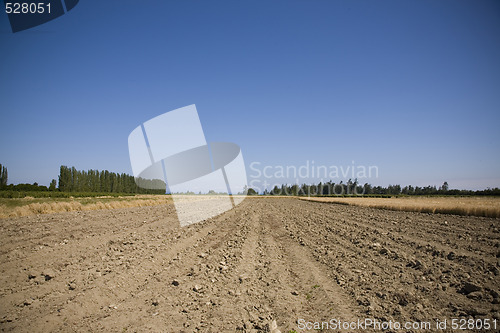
[{"left": 1, "top": 0, "right": 499, "bottom": 190}]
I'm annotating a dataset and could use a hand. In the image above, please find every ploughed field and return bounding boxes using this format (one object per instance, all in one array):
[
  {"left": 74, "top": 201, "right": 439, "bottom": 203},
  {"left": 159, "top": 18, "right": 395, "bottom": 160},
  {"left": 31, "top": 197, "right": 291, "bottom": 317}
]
[{"left": 0, "top": 198, "right": 499, "bottom": 332}]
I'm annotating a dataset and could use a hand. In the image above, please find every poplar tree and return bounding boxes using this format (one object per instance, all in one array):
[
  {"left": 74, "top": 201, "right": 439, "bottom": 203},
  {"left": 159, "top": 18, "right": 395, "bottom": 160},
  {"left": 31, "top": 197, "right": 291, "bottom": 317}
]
[{"left": 0, "top": 164, "right": 7, "bottom": 187}]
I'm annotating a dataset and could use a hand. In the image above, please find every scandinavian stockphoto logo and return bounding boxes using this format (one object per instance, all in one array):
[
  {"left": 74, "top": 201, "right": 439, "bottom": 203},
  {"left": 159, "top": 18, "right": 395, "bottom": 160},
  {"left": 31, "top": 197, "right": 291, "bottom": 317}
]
[
  {"left": 3, "top": 0, "right": 79, "bottom": 33},
  {"left": 128, "top": 105, "right": 248, "bottom": 227}
]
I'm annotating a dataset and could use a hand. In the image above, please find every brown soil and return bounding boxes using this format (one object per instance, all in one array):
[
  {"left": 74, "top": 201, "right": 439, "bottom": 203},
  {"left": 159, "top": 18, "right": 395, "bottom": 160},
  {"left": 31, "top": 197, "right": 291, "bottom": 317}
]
[{"left": 0, "top": 198, "right": 499, "bottom": 332}]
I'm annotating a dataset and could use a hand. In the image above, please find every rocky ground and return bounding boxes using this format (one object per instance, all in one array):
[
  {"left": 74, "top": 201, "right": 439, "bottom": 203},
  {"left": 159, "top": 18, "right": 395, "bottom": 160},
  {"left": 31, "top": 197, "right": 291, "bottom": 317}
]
[{"left": 0, "top": 198, "right": 499, "bottom": 332}]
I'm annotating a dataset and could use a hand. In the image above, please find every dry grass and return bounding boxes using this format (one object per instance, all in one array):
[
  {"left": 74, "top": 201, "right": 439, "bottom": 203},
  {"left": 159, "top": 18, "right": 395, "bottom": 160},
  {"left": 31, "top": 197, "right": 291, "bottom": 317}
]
[
  {"left": 0, "top": 194, "right": 252, "bottom": 219},
  {"left": 0, "top": 195, "right": 173, "bottom": 218},
  {"left": 300, "top": 196, "right": 500, "bottom": 218}
]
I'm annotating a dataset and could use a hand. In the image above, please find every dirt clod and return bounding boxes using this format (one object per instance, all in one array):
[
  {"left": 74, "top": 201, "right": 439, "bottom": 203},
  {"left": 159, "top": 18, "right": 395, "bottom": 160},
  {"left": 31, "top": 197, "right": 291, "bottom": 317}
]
[{"left": 460, "top": 282, "right": 482, "bottom": 295}]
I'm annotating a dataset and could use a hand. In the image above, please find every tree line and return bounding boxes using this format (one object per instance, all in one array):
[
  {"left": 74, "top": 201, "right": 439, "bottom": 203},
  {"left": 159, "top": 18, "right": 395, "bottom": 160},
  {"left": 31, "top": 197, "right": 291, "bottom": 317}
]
[
  {"left": 57, "top": 166, "right": 165, "bottom": 194},
  {"left": 0, "top": 164, "right": 165, "bottom": 194},
  {"left": 252, "top": 179, "right": 500, "bottom": 196},
  {"left": 1, "top": 163, "right": 499, "bottom": 196}
]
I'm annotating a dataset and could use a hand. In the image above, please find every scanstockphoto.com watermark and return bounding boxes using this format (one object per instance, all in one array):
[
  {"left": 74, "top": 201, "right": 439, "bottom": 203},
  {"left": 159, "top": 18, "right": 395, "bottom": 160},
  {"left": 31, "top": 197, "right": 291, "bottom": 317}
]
[
  {"left": 297, "top": 317, "right": 498, "bottom": 331},
  {"left": 248, "top": 160, "right": 379, "bottom": 196}
]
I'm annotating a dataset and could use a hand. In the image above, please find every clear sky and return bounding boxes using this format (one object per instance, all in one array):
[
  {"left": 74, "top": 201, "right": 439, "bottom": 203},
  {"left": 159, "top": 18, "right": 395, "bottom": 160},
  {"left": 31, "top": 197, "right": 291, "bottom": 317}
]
[{"left": 1, "top": 0, "right": 499, "bottom": 190}]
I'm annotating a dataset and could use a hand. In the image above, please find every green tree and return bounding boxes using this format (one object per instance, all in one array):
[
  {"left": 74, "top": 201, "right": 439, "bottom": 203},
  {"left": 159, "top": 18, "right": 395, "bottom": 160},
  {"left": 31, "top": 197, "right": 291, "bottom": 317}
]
[
  {"left": 49, "top": 179, "right": 57, "bottom": 191},
  {"left": 0, "top": 164, "right": 7, "bottom": 188},
  {"left": 271, "top": 185, "right": 281, "bottom": 195},
  {"left": 247, "top": 188, "right": 258, "bottom": 195},
  {"left": 58, "top": 166, "right": 71, "bottom": 191}
]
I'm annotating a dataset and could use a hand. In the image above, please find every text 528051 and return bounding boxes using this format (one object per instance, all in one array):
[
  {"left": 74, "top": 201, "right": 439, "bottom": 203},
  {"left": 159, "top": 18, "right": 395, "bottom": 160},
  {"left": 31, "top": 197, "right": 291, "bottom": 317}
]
[{"left": 5, "top": 2, "right": 51, "bottom": 14}]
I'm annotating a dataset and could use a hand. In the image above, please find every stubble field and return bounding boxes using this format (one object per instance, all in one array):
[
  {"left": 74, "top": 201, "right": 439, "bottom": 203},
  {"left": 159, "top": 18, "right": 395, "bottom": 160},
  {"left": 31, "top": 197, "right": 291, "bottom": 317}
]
[
  {"left": 0, "top": 197, "right": 499, "bottom": 332},
  {"left": 301, "top": 196, "right": 500, "bottom": 218}
]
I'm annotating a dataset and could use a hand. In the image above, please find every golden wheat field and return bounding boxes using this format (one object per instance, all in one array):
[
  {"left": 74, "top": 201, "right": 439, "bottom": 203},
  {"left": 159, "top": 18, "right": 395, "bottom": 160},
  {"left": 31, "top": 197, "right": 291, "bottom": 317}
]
[
  {"left": 2, "top": 195, "right": 500, "bottom": 219},
  {"left": 0, "top": 195, "right": 173, "bottom": 218},
  {"left": 0, "top": 195, "right": 254, "bottom": 218},
  {"left": 300, "top": 196, "right": 500, "bottom": 218}
]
